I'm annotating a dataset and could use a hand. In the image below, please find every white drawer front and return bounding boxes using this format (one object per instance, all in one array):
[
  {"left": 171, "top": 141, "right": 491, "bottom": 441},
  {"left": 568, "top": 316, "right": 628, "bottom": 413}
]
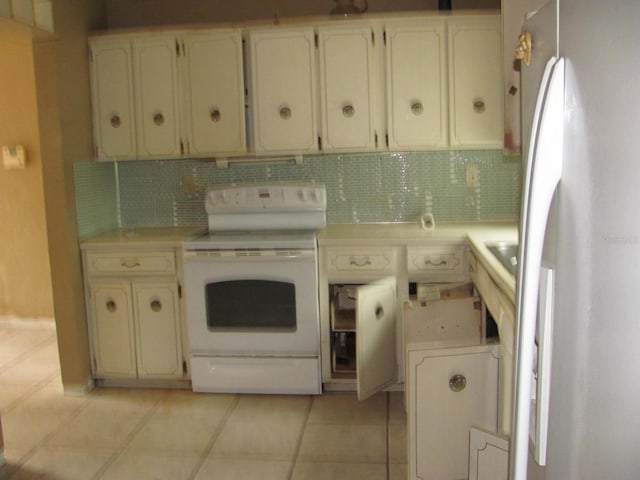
[
  {"left": 85, "top": 250, "right": 176, "bottom": 275},
  {"left": 407, "top": 246, "right": 468, "bottom": 282},
  {"left": 326, "top": 247, "right": 396, "bottom": 275}
]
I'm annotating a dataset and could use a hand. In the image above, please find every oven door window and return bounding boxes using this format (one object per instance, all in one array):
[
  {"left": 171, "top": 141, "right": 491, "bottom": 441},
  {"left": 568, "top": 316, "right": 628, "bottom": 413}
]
[{"left": 205, "top": 280, "right": 296, "bottom": 330}]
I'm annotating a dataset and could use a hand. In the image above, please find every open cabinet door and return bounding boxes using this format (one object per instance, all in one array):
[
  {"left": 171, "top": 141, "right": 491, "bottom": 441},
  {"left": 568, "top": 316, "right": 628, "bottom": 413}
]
[{"left": 356, "top": 276, "right": 397, "bottom": 400}]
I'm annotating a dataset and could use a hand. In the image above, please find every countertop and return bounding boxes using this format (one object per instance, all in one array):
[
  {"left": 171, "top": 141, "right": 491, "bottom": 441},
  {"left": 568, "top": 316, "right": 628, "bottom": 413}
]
[
  {"left": 79, "top": 226, "right": 204, "bottom": 249},
  {"left": 80, "top": 222, "right": 518, "bottom": 301}
]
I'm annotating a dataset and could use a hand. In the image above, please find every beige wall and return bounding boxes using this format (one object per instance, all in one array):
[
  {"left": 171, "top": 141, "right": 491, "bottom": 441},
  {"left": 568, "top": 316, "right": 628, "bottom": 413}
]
[
  {"left": 31, "top": 0, "right": 107, "bottom": 392},
  {"left": 24, "top": 0, "right": 105, "bottom": 392},
  {"left": 0, "top": 21, "right": 54, "bottom": 319},
  {"left": 106, "top": 0, "right": 499, "bottom": 27}
]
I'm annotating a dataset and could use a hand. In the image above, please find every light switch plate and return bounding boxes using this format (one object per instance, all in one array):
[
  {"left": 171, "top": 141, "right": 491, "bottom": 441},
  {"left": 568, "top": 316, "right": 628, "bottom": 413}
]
[{"left": 2, "top": 145, "right": 26, "bottom": 169}]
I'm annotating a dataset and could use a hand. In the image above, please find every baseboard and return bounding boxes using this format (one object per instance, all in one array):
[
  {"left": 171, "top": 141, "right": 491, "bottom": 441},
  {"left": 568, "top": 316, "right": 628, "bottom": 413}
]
[{"left": 62, "top": 376, "right": 95, "bottom": 396}]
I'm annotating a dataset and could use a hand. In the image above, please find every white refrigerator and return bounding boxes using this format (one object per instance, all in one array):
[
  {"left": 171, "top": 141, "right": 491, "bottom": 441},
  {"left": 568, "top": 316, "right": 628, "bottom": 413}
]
[{"left": 510, "top": 0, "right": 640, "bottom": 479}]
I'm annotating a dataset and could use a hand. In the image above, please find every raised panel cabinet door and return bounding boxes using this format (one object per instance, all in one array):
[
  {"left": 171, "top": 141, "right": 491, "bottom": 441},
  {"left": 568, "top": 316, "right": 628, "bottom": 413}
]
[
  {"left": 182, "top": 30, "right": 246, "bottom": 156},
  {"left": 90, "top": 38, "right": 137, "bottom": 160},
  {"left": 448, "top": 15, "right": 503, "bottom": 148},
  {"left": 355, "top": 276, "right": 397, "bottom": 400},
  {"left": 468, "top": 427, "right": 509, "bottom": 480},
  {"left": 248, "top": 28, "right": 319, "bottom": 154},
  {"left": 89, "top": 281, "right": 137, "bottom": 378},
  {"left": 133, "top": 35, "right": 182, "bottom": 159},
  {"left": 318, "top": 26, "right": 376, "bottom": 152},
  {"left": 407, "top": 347, "right": 499, "bottom": 480},
  {"left": 385, "top": 20, "right": 447, "bottom": 149},
  {"left": 133, "top": 282, "right": 182, "bottom": 378}
]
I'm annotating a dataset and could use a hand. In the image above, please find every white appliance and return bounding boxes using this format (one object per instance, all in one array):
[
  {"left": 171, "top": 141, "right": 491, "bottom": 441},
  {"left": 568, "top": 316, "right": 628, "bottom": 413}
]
[
  {"left": 510, "top": 0, "right": 640, "bottom": 478},
  {"left": 183, "top": 183, "right": 326, "bottom": 394}
]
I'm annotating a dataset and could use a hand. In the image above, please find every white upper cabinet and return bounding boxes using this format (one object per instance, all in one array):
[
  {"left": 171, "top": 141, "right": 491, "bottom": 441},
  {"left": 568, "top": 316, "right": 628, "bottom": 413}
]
[
  {"left": 385, "top": 19, "right": 448, "bottom": 149},
  {"left": 247, "top": 27, "right": 319, "bottom": 154},
  {"left": 132, "top": 35, "right": 182, "bottom": 159},
  {"left": 182, "top": 30, "right": 246, "bottom": 157},
  {"left": 318, "top": 25, "right": 378, "bottom": 152},
  {"left": 448, "top": 15, "right": 503, "bottom": 148},
  {"left": 90, "top": 38, "right": 137, "bottom": 160},
  {"left": 90, "top": 29, "right": 246, "bottom": 161}
]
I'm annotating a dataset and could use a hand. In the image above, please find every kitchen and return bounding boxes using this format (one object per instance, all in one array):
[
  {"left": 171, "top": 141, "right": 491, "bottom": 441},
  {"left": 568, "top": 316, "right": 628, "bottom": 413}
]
[{"left": 2, "top": 0, "right": 640, "bottom": 479}]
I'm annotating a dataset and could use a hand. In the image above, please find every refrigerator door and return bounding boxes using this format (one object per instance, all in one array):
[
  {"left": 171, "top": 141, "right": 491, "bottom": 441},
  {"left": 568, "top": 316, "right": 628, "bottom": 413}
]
[{"left": 510, "top": 56, "right": 565, "bottom": 480}]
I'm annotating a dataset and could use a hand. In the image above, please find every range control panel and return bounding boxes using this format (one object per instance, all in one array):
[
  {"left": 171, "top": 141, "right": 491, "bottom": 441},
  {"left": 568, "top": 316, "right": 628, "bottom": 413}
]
[{"left": 205, "top": 183, "right": 326, "bottom": 214}]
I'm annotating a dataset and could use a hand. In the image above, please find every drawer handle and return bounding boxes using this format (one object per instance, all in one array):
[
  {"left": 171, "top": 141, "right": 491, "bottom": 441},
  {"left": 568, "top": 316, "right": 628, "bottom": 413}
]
[
  {"left": 449, "top": 374, "right": 467, "bottom": 392},
  {"left": 121, "top": 259, "right": 141, "bottom": 268},
  {"left": 106, "top": 300, "right": 117, "bottom": 313},
  {"left": 110, "top": 114, "right": 121, "bottom": 128},
  {"left": 350, "top": 258, "right": 372, "bottom": 267},
  {"left": 425, "top": 259, "right": 447, "bottom": 266},
  {"left": 150, "top": 300, "right": 162, "bottom": 312}
]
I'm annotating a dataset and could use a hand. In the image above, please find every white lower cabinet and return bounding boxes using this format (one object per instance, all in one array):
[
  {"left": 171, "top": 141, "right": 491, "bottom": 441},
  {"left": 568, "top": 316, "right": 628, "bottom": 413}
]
[
  {"left": 89, "top": 279, "right": 183, "bottom": 380},
  {"left": 83, "top": 248, "right": 185, "bottom": 382},
  {"left": 406, "top": 342, "right": 499, "bottom": 480},
  {"left": 90, "top": 280, "right": 137, "bottom": 378},
  {"left": 468, "top": 427, "right": 509, "bottom": 480}
]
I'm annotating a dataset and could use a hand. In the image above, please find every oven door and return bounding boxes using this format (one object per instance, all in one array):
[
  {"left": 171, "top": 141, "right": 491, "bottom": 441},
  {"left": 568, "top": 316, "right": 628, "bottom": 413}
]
[{"left": 183, "top": 248, "right": 319, "bottom": 356}]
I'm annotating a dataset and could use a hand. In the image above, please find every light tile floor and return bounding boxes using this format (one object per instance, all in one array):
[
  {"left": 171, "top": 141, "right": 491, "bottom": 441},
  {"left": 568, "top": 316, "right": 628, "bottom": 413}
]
[{"left": 0, "top": 320, "right": 407, "bottom": 480}]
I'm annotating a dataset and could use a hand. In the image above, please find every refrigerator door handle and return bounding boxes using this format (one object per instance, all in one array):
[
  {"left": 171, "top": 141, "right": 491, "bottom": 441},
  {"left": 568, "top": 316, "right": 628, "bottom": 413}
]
[{"left": 510, "top": 57, "right": 565, "bottom": 480}]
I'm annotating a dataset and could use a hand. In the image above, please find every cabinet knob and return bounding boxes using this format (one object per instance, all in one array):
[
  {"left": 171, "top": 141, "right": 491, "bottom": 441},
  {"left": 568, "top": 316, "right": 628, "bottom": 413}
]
[
  {"left": 110, "top": 114, "right": 121, "bottom": 128},
  {"left": 153, "top": 112, "right": 165, "bottom": 126},
  {"left": 279, "top": 106, "right": 292, "bottom": 120},
  {"left": 342, "top": 104, "right": 355, "bottom": 118},
  {"left": 150, "top": 300, "right": 162, "bottom": 312},
  {"left": 106, "top": 300, "right": 117, "bottom": 313},
  {"left": 449, "top": 374, "right": 467, "bottom": 392},
  {"left": 472, "top": 98, "right": 486, "bottom": 114},
  {"left": 411, "top": 102, "right": 424, "bottom": 116},
  {"left": 210, "top": 108, "right": 221, "bottom": 123}
]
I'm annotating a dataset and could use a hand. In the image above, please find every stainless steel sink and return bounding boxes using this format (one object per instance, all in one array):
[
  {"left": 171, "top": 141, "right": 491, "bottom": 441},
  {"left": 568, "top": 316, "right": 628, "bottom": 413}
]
[{"left": 486, "top": 242, "right": 518, "bottom": 276}]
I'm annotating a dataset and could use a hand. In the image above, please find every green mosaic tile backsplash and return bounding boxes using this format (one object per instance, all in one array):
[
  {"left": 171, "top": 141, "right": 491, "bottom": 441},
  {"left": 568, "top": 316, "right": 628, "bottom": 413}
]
[
  {"left": 73, "top": 160, "right": 119, "bottom": 238},
  {"left": 74, "top": 150, "right": 521, "bottom": 237}
]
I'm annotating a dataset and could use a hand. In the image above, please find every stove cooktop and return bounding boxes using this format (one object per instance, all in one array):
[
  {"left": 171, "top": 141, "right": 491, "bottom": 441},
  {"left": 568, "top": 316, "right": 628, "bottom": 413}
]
[{"left": 183, "top": 229, "right": 319, "bottom": 250}]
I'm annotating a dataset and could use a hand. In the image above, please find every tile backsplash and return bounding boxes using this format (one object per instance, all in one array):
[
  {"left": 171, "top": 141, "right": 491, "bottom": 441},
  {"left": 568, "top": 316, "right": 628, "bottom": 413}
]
[{"left": 74, "top": 150, "right": 521, "bottom": 239}]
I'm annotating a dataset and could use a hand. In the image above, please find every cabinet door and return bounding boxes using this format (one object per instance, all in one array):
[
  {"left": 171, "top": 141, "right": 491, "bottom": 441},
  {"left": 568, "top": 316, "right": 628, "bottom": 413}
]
[
  {"left": 133, "top": 282, "right": 182, "bottom": 378},
  {"left": 318, "top": 26, "right": 376, "bottom": 152},
  {"left": 448, "top": 16, "right": 503, "bottom": 148},
  {"left": 133, "top": 35, "right": 182, "bottom": 159},
  {"left": 407, "top": 347, "right": 498, "bottom": 480},
  {"left": 248, "top": 28, "right": 319, "bottom": 154},
  {"left": 385, "top": 20, "right": 447, "bottom": 149},
  {"left": 356, "top": 276, "right": 397, "bottom": 400},
  {"left": 468, "top": 427, "right": 509, "bottom": 480},
  {"left": 182, "top": 30, "right": 246, "bottom": 156},
  {"left": 90, "top": 38, "right": 137, "bottom": 160},
  {"left": 89, "top": 280, "right": 137, "bottom": 378}
]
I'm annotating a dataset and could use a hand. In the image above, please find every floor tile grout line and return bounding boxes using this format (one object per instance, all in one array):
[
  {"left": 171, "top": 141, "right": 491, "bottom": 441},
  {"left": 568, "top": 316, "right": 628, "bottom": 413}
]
[
  {"left": 185, "top": 394, "right": 241, "bottom": 480},
  {"left": 286, "top": 394, "right": 314, "bottom": 480},
  {"left": 0, "top": 334, "right": 58, "bottom": 375},
  {"left": 0, "top": 371, "right": 61, "bottom": 415},
  {"left": 91, "top": 394, "right": 166, "bottom": 480},
  {"left": 0, "top": 374, "right": 94, "bottom": 477}
]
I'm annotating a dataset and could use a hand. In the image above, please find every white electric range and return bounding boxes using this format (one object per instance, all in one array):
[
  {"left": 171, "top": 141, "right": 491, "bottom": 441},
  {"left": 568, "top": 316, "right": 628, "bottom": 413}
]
[{"left": 182, "top": 183, "right": 326, "bottom": 394}]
